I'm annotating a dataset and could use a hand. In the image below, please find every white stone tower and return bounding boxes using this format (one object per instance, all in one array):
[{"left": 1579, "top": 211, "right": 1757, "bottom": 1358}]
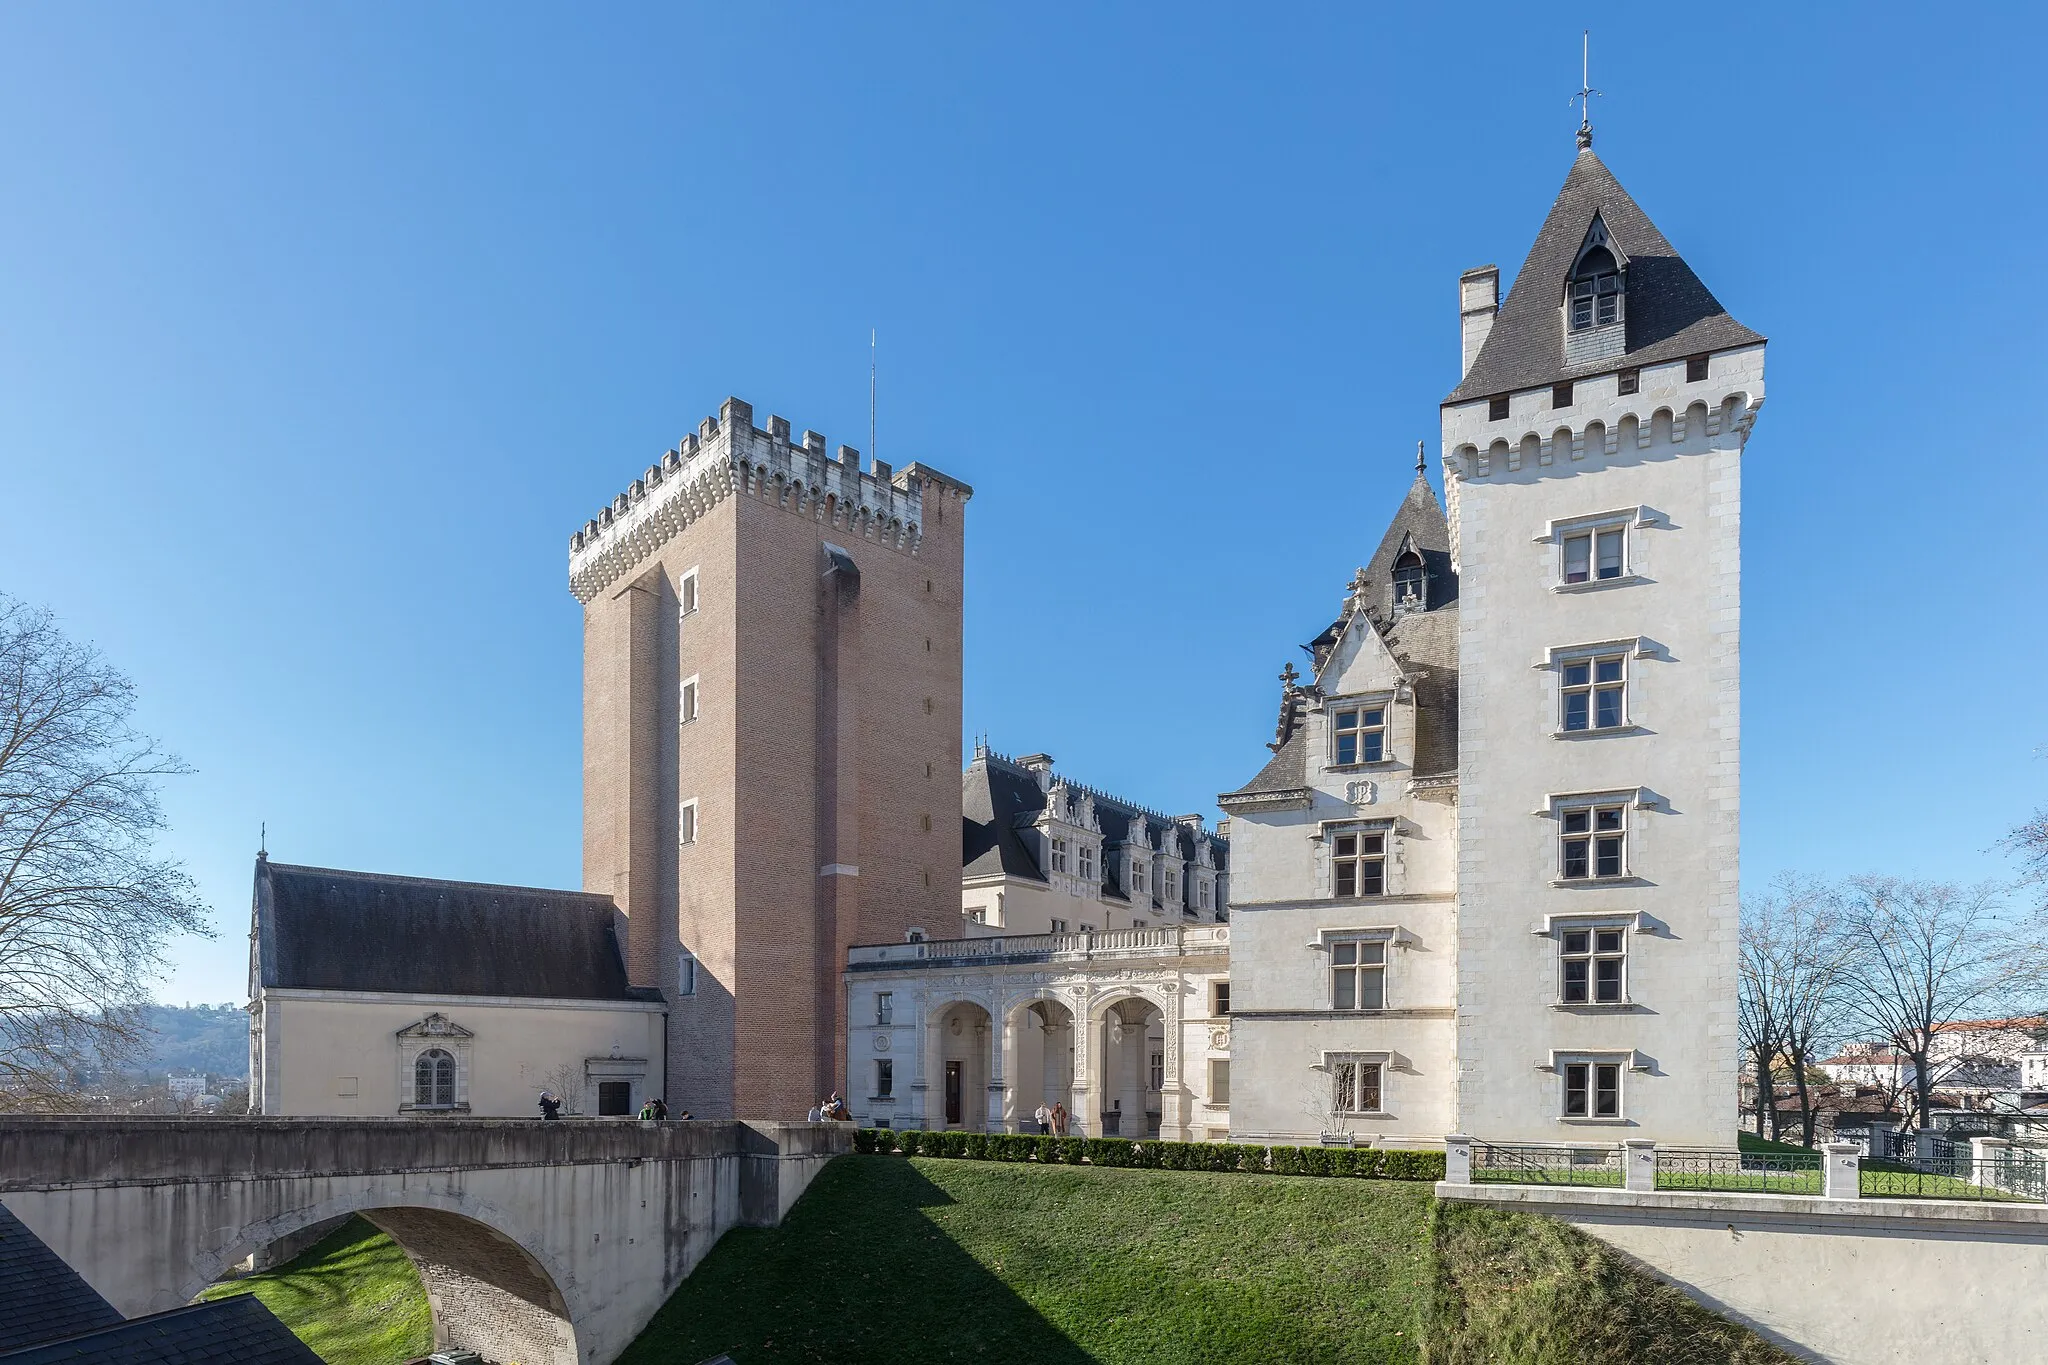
[{"left": 1441, "top": 136, "right": 1765, "bottom": 1144}]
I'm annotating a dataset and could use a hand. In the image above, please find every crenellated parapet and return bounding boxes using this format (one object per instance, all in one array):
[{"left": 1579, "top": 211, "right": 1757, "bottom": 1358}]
[{"left": 566, "top": 396, "right": 972, "bottom": 604}]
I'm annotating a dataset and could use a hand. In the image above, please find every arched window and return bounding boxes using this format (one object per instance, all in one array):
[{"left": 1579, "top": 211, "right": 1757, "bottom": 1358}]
[
  {"left": 415, "top": 1048, "right": 456, "bottom": 1107},
  {"left": 1392, "top": 551, "right": 1425, "bottom": 610},
  {"left": 1569, "top": 239, "right": 1624, "bottom": 331}
]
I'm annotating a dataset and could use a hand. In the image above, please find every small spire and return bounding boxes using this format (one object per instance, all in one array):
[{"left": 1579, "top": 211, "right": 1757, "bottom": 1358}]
[
  {"left": 258, "top": 823, "right": 267, "bottom": 859},
  {"left": 1571, "top": 30, "right": 1602, "bottom": 150},
  {"left": 1416, "top": 440, "right": 1427, "bottom": 476}
]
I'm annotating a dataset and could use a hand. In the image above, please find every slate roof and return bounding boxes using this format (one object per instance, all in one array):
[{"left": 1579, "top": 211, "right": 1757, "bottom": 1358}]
[
  {"left": 252, "top": 858, "right": 659, "bottom": 1002},
  {"left": 1446, "top": 148, "right": 1763, "bottom": 404},
  {"left": 0, "top": 1295, "right": 322, "bottom": 1365},
  {"left": 0, "top": 1205, "right": 122, "bottom": 1353},
  {"left": 962, "top": 750, "right": 1226, "bottom": 912}
]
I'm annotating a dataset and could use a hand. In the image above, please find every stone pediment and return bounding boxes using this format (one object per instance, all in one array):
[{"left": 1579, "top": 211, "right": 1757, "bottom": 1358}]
[{"left": 396, "top": 1012, "right": 474, "bottom": 1040}]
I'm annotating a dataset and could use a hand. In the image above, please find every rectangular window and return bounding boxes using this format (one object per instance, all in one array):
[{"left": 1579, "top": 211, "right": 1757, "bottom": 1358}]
[
  {"left": 1686, "top": 354, "right": 1709, "bottom": 383},
  {"left": 679, "top": 799, "right": 698, "bottom": 846},
  {"left": 1130, "top": 858, "right": 1147, "bottom": 896},
  {"left": 965, "top": 906, "right": 987, "bottom": 924},
  {"left": 1561, "top": 654, "right": 1627, "bottom": 732},
  {"left": 876, "top": 1058, "right": 894, "bottom": 1098},
  {"left": 1051, "top": 838, "right": 1069, "bottom": 874},
  {"left": 681, "top": 676, "right": 699, "bottom": 724},
  {"left": 1213, "top": 981, "right": 1230, "bottom": 1015},
  {"left": 1564, "top": 1061, "right": 1623, "bottom": 1118},
  {"left": 1561, "top": 526, "right": 1626, "bottom": 584},
  {"left": 1165, "top": 869, "right": 1178, "bottom": 902},
  {"left": 875, "top": 991, "right": 893, "bottom": 1025},
  {"left": 1210, "top": 1058, "right": 1230, "bottom": 1106},
  {"left": 1333, "top": 705, "right": 1387, "bottom": 765},
  {"left": 679, "top": 568, "right": 700, "bottom": 616},
  {"left": 1552, "top": 381, "right": 1573, "bottom": 408},
  {"left": 677, "top": 951, "right": 697, "bottom": 997},
  {"left": 1149, "top": 1051, "right": 1165, "bottom": 1092},
  {"left": 1078, "top": 845, "right": 1095, "bottom": 882},
  {"left": 1050, "top": 918, "right": 1067, "bottom": 934},
  {"left": 1333, "top": 833, "right": 1386, "bottom": 897},
  {"left": 1560, "top": 805, "right": 1627, "bottom": 880},
  {"left": 1560, "top": 928, "right": 1627, "bottom": 1003},
  {"left": 1135, "top": 920, "right": 1146, "bottom": 929},
  {"left": 1488, "top": 395, "right": 1510, "bottom": 421},
  {"left": 1198, "top": 880, "right": 1211, "bottom": 910},
  {"left": 1080, "top": 923, "right": 1094, "bottom": 934},
  {"left": 1334, "top": 1060, "right": 1383, "bottom": 1114},
  {"left": 1617, "top": 367, "right": 1640, "bottom": 395},
  {"left": 1331, "top": 940, "right": 1387, "bottom": 1010}
]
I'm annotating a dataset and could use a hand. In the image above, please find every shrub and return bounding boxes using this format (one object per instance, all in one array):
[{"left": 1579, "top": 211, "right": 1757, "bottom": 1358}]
[
  {"left": 1054, "top": 1136, "right": 1088, "bottom": 1165},
  {"left": 962, "top": 1133, "right": 991, "bottom": 1161},
  {"left": 1085, "top": 1137, "right": 1137, "bottom": 1168},
  {"left": 853, "top": 1128, "right": 881, "bottom": 1154},
  {"left": 895, "top": 1130, "right": 922, "bottom": 1155},
  {"left": 1380, "top": 1148, "right": 1447, "bottom": 1181},
  {"left": 1026, "top": 1135, "right": 1057, "bottom": 1163},
  {"left": 1268, "top": 1145, "right": 1305, "bottom": 1176}
]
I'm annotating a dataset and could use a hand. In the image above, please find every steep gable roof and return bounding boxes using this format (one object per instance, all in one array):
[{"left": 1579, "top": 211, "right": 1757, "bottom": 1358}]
[
  {"left": 962, "top": 760, "right": 1048, "bottom": 882},
  {"left": 1447, "top": 148, "right": 1762, "bottom": 404},
  {"left": 0, "top": 1204, "right": 122, "bottom": 1353},
  {"left": 0, "top": 1295, "right": 322, "bottom": 1365},
  {"left": 252, "top": 859, "right": 657, "bottom": 1002}
]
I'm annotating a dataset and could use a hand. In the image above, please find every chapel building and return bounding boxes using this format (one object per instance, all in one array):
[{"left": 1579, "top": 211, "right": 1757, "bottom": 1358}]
[{"left": 1222, "top": 134, "right": 1764, "bottom": 1148}]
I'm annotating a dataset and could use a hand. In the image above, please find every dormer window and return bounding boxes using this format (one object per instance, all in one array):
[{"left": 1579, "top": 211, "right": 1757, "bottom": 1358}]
[
  {"left": 1564, "top": 216, "right": 1627, "bottom": 361},
  {"left": 1569, "top": 248, "right": 1623, "bottom": 330},
  {"left": 1391, "top": 552, "right": 1425, "bottom": 611}
]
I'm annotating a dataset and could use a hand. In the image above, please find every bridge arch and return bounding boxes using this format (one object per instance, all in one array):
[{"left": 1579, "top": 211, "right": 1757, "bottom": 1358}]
[{"left": 201, "top": 1189, "right": 584, "bottom": 1365}]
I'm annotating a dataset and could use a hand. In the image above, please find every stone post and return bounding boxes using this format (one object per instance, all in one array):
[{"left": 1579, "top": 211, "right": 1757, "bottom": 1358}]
[
  {"left": 1444, "top": 1134, "right": 1473, "bottom": 1184},
  {"left": 1915, "top": 1128, "right": 1941, "bottom": 1170},
  {"left": 1623, "top": 1138, "right": 1657, "bottom": 1193},
  {"left": 1971, "top": 1136, "right": 2011, "bottom": 1193},
  {"left": 1823, "top": 1141, "right": 1861, "bottom": 1200}
]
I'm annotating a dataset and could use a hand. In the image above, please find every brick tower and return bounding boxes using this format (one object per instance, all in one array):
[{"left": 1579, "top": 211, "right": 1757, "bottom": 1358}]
[{"left": 571, "top": 396, "right": 971, "bottom": 1119}]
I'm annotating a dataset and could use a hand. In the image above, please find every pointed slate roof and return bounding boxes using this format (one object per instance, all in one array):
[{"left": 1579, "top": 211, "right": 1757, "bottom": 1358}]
[
  {"left": 1447, "top": 148, "right": 1763, "bottom": 403},
  {"left": 0, "top": 1295, "right": 323, "bottom": 1365}
]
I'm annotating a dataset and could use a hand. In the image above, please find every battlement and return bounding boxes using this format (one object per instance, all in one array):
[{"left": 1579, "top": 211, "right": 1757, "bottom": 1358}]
[{"left": 567, "top": 396, "right": 973, "bottom": 604}]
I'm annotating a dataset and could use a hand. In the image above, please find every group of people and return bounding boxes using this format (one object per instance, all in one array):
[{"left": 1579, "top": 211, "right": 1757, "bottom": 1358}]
[
  {"left": 534, "top": 1091, "right": 691, "bottom": 1121},
  {"left": 1031, "top": 1102, "right": 1071, "bottom": 1135},
  {"left": 809, "top": 1092, "right": 853, "bottom": 1122}
]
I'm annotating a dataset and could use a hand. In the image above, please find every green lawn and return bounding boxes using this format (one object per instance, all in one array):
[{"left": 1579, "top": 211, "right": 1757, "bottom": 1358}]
[
  {"left": 199, "top": 1216, "right": 431, "bottom": 1365},
  {"left": 620, "top": 1154, "right": 1794, "bottom": 1365}
]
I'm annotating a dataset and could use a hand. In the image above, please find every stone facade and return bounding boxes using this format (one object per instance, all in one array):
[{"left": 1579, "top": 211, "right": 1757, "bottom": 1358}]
[
  {"left": 575, "top": 396, "right": 972, "bottom": 1120},
  {"left": 1223, "top": 141, "right": 1764, "bottom": 1148}
]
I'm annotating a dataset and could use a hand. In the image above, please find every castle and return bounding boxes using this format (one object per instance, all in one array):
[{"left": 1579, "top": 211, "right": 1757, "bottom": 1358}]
[{"left": 249, "top": 129, "right": 1761, "bottom": 1149}]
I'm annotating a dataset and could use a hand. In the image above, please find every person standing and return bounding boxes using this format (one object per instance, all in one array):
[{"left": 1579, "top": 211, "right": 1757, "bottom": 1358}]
[
  {"left": 637, "top": 1099, "right": 656, "bottom": 1121},
  {"left": 1051, "top": 1101, "right": 1068, "bottom": 1135},
  {"left": 1033, "top": 1103, "right": 1052, "bottom": 1135},
  {"left": 652, "top": 1097, "right": 669, "bottom": 1121},
  {"left": 538, "top": 1091, "right": 562, "bottom": 1121}
]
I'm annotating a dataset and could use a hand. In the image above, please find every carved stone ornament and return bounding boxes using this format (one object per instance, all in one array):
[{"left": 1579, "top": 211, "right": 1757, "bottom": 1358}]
[
  {"left": 1210, "top": 1027, "right": 1231, "bottom": 1049},
  {"left": 395, "top": 1012, "right": 474, "bottom": 1040},
  {"left": 874, "top": 1034, "right": 892, "bottom": 1052},
  {"left": 1347, "top": 780, "right": 1378, "bottom": 807}
]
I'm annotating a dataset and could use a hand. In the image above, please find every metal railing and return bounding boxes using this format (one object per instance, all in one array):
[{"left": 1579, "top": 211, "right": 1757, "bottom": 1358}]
[
  {"left": 1654, "top": 1147, "right": 1822, "bottom": 1195},
  {"left": 1470, "top": 1142, "right": 1623, "bottom": 1186},
  {"left": 847, "top": 924, "right": 1229, "bottom": 967},
  {"left": 1862, "top": 1147, "right": 2048, "bottom": 1202}
]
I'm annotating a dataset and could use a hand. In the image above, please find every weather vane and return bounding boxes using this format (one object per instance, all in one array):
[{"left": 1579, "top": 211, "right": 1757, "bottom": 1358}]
[{"left": 1571, "top": 29, "right": 1602, "bottom": 149}]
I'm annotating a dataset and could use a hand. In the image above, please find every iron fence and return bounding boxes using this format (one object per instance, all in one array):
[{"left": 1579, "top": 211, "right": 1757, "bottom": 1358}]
[
  {"left": 1862, "top": 1147, "right": 2048, "bottom": 1203},
  {"left": 1654, "top": 1147, "right": 1822, "bottom": 1195},
  {"left": 1470, "top": 1142, "right": 1622, "bottom": 1186}
]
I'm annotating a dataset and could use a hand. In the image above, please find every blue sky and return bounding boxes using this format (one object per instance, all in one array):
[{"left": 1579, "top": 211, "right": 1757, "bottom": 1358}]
[{"left": 1, "top": 5, "right": 2041, "bottom": 1006}]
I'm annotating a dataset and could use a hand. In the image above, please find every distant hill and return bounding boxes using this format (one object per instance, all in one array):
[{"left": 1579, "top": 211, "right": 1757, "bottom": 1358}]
[{"left": 131, "top": 1003, "right": 249, "bottom": 1078}]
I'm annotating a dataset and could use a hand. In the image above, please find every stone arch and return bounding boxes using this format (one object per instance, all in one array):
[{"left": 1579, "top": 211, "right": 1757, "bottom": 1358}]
[
  {"left": 198, "top": 1190, "right": 584, "bottom": 1365},
  {"left": 1002, "top": 995, "right": 1078, "bottom": 1131},
  {"left": 925, "top": 997, "right": 996, "bottom": 1131},
  {"left": 1088, "top": 990, "right": 1170, "bottom": 1139}
]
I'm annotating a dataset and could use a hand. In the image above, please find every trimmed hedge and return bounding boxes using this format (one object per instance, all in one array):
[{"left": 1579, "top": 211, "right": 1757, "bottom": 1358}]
[{"left": 856, "top": 1129, "right": 1444, "bottom": 1183}]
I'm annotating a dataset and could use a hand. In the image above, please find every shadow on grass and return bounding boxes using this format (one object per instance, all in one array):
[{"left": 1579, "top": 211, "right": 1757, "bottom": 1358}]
[
  {"left": 199, "top": 1216, "right": 432, "bottom": 1365},
  {"left": 622, "top": 1156, "right": 1097, "bottom": 1365}
]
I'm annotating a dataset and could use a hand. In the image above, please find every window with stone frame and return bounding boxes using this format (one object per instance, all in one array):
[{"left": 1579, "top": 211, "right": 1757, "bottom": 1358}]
[
  {"left": 681, "top": 675, "right": 700, "bottom": 724},
  {"left": 1559, "top": 925, "right": 1627, "bottom": 1004},
  {"left": 414, "top": 1048, "right": 457, "bottom": 1108},
  {"left": 679, "top": 566, "right": 700, "bottom": 617},
  {"left": 1330, "top": 939, "right": 1387, "bottom": 1010},
  {"left": 1078, "top": 844, "right": 1095, "bottom": 884},
  {"left": 875, "top": 1058, "right": 893, "bottom": 1098},
  {"left": 1164, "top": 867, "right": 1178, "bottom": 903},
  {"left": 677, "top": 951, "right": 697, "bottom": 997},
  {"left": 1333, "top": 1058, "right": 1384, "bottom": 1114},
  {"left": 1563, "top": 1059, "right": 1624, "bottom": 1118},
  {"left": 1149, "top": 1050, "right": 1165, "bottom": 1092},
  {"left": 1050, "top": 918, "right": 1067, "bottom": 934},
  {"left": 1560, "top": 652, "right": 1627, "bottom": 732},
  {"left": 1333, "top": 831, "right": 1386, "bottom": 897},
  {"left": 679, "top": 799, "right": 699, "bottom": 846},
  {"left": 1562, "top": 525, "right": 1626, "bottom": 584},
  {"left": 1391, "top": 552, "right": 1425, "bottom": 611},
  {"left": 1559, "top": 803, "right": 1627, "bottom": 880},
  {"left": 1129, "top": 854, "right": 1148, "bottom": 896},
  {"left": 1332, "top": 704, "right": 1387, "bottom": 765},
  {"left": 1050, "top": 837, "right": 1069, "bottom": 874}
]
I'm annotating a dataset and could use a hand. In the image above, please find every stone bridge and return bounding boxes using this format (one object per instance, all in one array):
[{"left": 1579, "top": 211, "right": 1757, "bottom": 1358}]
[{"left": 0, "top": 1117, "right": 849, "bottom": 1365}]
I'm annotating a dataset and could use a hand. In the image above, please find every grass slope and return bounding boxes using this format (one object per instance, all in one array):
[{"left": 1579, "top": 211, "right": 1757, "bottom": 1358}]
[
  {"left": 623, "top": 1155, "right": 1434, "bottom": 1365},
  {"left": 1425, "top": 1201, "right": 1799, "bottom": 1365},
  {"left": 199, "top": 1216, "right": 431, "bottom": 1365}
]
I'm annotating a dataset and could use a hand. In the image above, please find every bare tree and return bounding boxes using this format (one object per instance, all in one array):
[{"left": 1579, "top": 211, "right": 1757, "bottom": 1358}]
[
  {"left": 0, "top": 596, "right": 209, "bottom": 1108},
  {"left": 1836, "top": 876, "right": 2011, "bottom": 1129},
  {"left": 1737, "top": 904, "right": 1785, "bottom": 1138},
  {"left": 1744, "top": 876, "right": 1857, "bottom": 1146}
]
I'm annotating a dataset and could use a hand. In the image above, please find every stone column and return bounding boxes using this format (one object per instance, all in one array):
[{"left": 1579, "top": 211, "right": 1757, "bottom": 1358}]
[
  {"left": 1915, "top": 1128, "right": 1941, "bottom": 1171},
  {"left": 1444, "top": 1134, "right": 1473, "bottom": 1184},
  {"left": 1622, "top": 1139, "right": 1657, "bottom": 1193},
  {"left": 1971, "top": 1136, "right": 2012, "bottom": 1193},
  {"left": 994, "top": 1005, "right": 1019, "bottom": 1132},
  {"left": 1822, "top": 1141, "right": 1861, "bottom": 1200}
]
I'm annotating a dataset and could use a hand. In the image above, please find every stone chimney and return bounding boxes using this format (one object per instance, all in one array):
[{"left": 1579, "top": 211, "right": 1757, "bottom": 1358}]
[
  {"left": 1459, "top": 266, "right": 1499, "bottom": 378},
  {"left": 1017, "top": 753, "right": 1056, "bottom": 792}
]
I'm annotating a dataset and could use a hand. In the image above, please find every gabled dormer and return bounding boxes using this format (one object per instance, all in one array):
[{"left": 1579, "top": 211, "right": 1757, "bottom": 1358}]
[{"left": 1562, "top": 213, "right": 1628, "bottom": 367}]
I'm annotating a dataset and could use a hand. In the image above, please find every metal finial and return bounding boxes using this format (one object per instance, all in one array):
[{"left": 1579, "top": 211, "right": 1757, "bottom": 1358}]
[
  {"left": 259, "top": 822, "right": 267, "bottom": 858},
  {"left": 1570, "top": 30, "right": 1603, "bottom": 149},
  {"left": 1416, "top": 440, "right": 1426, "bottom": 475}
]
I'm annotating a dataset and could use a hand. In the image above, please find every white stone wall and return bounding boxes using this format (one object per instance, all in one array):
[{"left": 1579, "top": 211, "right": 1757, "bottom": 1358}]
[
  {"left": 1227, "top": 603, "right": 1461, "bottom": 1147},
  {"left": 1443, "top": 344, "right": 1762, "bottom": 1145}
]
